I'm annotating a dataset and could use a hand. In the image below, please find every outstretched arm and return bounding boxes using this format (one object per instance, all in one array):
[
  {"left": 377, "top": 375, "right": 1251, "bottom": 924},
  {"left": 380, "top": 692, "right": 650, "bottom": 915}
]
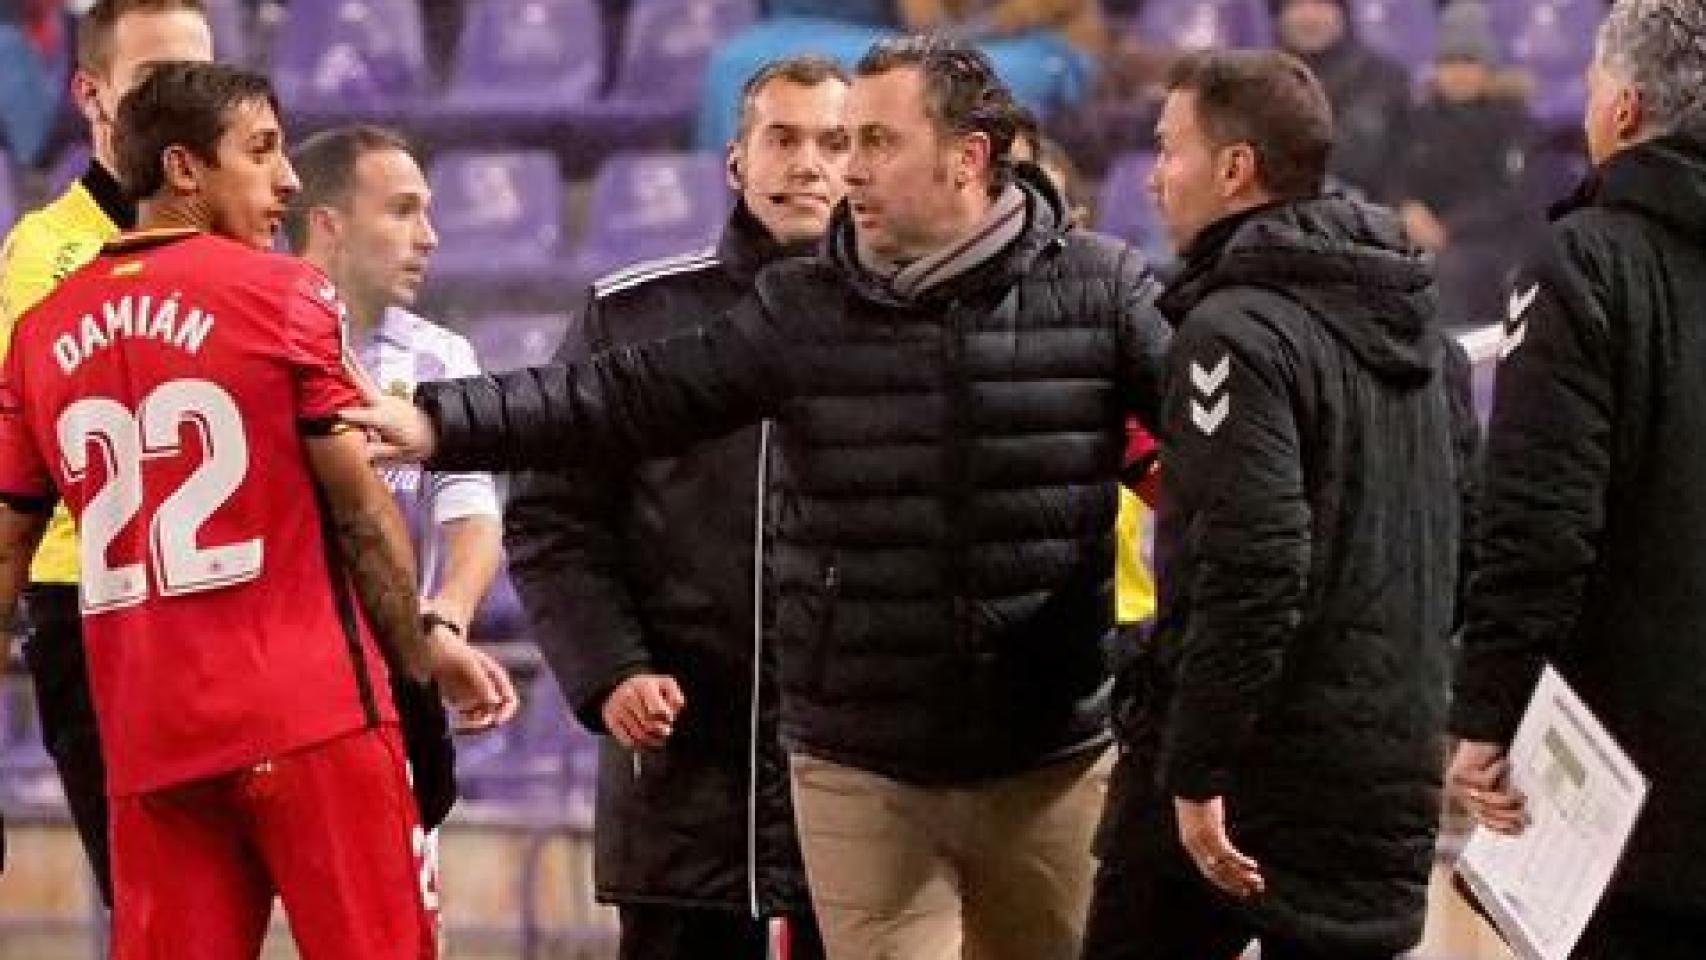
[{"left": 348, "top": 296, "right": 796, "bottom": 472}]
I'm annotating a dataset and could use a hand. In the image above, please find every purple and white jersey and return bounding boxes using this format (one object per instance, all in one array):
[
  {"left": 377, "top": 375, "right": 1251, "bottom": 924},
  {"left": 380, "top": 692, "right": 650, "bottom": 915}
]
[{"left": 354, "top": 307, "right": 501, "bottom": 591}]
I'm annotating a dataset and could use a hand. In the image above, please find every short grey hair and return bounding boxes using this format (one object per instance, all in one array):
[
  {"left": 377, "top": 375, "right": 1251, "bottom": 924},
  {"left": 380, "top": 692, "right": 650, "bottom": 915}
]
[{"left": 1596, "top": 0, "right": 1706, "bottom": 134}]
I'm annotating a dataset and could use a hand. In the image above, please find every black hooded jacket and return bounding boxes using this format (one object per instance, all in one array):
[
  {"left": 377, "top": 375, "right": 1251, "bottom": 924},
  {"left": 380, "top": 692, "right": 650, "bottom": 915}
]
[
  {"left": 419, "top": 167, "right": 1172, "bottom": 785},
  {"left": 1103, "top": 195, "right": 1476, "bottom": 953},
  {"left": 1454, "top": 125, "right": 1706, "bottom": 916}
]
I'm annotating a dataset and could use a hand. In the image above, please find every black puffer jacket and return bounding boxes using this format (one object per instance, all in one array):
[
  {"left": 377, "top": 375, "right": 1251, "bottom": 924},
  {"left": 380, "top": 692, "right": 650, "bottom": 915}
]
[
  {"left": 1454, "top": 124, "right": 1706, "bottom": 916},
  {"left": 421, "top": 167, "right": 1172, "bottom": 784},
  {"left": 504, "top": 205, "right": 810, "bottom": 914},
  {"left": 1101, "top": 197, "right": 1475, "bottom": 953}
]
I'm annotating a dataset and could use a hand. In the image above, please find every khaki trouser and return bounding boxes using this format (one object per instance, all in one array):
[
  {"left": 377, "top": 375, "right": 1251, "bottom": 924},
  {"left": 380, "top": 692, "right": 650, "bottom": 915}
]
[{"left": 790, "top": 746, "right": 1112, "bottom": 960}]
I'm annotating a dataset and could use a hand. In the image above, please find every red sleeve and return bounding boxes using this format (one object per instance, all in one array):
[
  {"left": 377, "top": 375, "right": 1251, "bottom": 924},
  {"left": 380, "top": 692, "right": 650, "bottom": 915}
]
[
  {"left": 284, "top": 264, "right": 374, "bottom": 431},
  {"left": 1123, "top": 416, "right": 1161, "bottom": 507},
  {"left": 0, "top": 342, "right": 54, "bottom": 507}
]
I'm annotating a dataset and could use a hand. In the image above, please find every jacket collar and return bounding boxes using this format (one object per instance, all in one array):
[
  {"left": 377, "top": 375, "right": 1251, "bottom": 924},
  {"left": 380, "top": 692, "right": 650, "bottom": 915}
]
[
  {"left": 718, "top": 200, "right": 813, "bottom": 285},
  {"left": 82, "top": 160, "right": 137, "bottom": 231},
  {"left": 1553, "top": 122, "right": 1706, "bottom": 236},
  {"left": 823, "top": 163, "right": 1072, "bottom": 309}
]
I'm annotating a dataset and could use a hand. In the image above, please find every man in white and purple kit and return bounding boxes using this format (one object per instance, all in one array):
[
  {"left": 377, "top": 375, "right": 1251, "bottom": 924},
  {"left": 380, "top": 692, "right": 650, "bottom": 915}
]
[{"left": 284, "top": 125, "right": 505, "bottom": 904}]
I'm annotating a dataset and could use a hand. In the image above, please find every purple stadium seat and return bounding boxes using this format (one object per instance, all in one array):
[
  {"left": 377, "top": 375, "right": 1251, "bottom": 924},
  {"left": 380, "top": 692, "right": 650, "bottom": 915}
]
[
  {"left": 270, "top": 0, "right": 428, "bottom": 112},
  {"left": 447, "top": 0, "right": 603, "bottom": 113},
  {"left": 45, "top": 141, "right": 90, "bottom": 198},
  {"left": 1095, "top": 151, "right": 1171, "bottom": 265},
  {"left": 427, "top": 151, "right": 566, "bottom": 286},
  {"left": 1351, "top": 0, "right": 1436, "bottom": 72},
  {"left": 464, "top": 313, "right": 569, "bottom": 373},
  {"left": 0, "top": 156, "right": 16, "bottom": 238},
  {"left": 570, "top": 151, "right": 730, "bottom": 283},
  {"left": 204, "top": 0, "right": 247, "bottom": 64},
  {"left": 1493, "top": 0, "right": 1599, "bottom": 125},
  {"left": 1134, "top": 0, "right": 1273, "bottom": 50},
  {"left": 608, "top": 0, "right": 758, "bottom": 110}
]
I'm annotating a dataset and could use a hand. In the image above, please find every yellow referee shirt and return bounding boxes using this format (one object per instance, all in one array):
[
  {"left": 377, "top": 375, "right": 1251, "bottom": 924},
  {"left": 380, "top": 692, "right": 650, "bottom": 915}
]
[
  {"left": 0, "top": 163, "right": 133, "bottom": 584},
  {"left": 1115, "top": 488, "right": 1156, "bottom": 625}
]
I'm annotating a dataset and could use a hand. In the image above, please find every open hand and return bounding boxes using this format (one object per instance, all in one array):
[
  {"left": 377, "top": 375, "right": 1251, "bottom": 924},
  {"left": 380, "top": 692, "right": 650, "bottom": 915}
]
[{"left": 341, "top": 393, "right": 438, "bottom": 464}]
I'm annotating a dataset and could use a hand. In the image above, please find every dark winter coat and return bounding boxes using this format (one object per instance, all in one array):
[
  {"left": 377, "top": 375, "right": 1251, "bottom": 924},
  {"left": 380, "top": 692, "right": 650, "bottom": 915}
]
[
  {"left": 420, "top": 167, "right": 1172, "bottom": 785},
  {"left": 1103, "top": 195, "right": 1475, "bottom": 954}
]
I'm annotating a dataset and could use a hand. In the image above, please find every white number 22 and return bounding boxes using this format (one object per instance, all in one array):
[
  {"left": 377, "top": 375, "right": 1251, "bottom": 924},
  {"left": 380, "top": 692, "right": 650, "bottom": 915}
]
[{"left": 57, "top": 379, "right": 263, "bottom": 614}]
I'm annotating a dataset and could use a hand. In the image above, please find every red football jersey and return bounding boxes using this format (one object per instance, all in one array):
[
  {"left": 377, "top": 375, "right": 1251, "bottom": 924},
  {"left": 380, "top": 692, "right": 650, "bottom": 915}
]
[{"left": 0, "top": 229, "right": 398, "bottom": 796}]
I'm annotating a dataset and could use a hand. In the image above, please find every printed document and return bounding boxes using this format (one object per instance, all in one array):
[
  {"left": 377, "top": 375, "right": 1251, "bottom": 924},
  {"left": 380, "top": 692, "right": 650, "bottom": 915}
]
[{"left": 1456, "top": 665, "right": 1648, "bottom": 960}]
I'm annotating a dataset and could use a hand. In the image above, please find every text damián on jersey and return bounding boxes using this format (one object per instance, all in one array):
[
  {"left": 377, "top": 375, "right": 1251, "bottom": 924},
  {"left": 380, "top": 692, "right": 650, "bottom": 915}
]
[{"left": 52, "top": 292, "right": 216, "bottom": 374}]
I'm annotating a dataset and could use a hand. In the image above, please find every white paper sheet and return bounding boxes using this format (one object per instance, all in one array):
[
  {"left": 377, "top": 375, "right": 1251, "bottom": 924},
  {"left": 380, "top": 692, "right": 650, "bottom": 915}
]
[{"left": 1455, "top": 665, "right": 1648, "bottom": 960}]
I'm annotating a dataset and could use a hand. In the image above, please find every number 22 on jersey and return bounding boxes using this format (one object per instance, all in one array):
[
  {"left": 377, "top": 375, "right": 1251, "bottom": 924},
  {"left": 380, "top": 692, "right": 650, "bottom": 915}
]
[{"left": 58, "top": 378, "right": 264, "bottom": 614}]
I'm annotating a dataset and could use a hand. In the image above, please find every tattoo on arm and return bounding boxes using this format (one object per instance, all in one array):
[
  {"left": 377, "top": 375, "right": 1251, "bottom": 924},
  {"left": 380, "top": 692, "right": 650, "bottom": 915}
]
[{"left": 329, "top": 500, "right": 430, "bottom": 681}]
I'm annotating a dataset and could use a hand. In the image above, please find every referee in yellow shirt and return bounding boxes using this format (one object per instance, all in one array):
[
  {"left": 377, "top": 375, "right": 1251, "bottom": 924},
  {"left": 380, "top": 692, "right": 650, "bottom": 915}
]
[{"left": 0, "top": 0, "right": 211, "bottom": 902}]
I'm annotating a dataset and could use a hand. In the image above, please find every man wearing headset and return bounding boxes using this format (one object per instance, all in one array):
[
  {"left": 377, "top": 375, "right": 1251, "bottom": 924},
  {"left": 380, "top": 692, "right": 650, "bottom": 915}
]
[{"left": 503, "top": 56, "right": 849, "bottom": 960}]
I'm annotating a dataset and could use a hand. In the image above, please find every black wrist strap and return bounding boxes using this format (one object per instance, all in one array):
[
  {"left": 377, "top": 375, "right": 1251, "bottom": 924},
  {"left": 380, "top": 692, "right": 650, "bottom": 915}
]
[{"left": 420, "top": 611, "right": 463, "bottom": 638}]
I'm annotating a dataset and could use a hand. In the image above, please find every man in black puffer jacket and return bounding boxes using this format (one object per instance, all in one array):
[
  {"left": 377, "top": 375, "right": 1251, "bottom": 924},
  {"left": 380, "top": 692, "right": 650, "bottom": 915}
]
[
  {"left": 349, "top": 36, "right": 1170, "bottom": 960},
  {"left": 1083, "top": 50, "right": 1475, "bottom": 960},
  {"left": 1450, "top": 2, "right": 1706, "bottom": 952}
]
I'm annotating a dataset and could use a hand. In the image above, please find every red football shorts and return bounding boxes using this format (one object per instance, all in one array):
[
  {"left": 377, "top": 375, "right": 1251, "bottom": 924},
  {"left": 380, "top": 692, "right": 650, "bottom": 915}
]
[{"left": 109, "top": 724, "right": 436, "bottom": 960}]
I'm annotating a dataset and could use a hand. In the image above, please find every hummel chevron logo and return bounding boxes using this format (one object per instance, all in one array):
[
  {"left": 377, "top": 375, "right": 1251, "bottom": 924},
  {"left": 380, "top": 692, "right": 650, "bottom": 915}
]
[
  {"left": 1192, "top": 394, "right": 1229, "bottom": 434},
  {"left": 1191, "top": 355, "right": 1229, "bottom": 396},
  {"left": 1501, "top": 283, "right": 1539, "bottom": 360},
  {"left": 1190, "top": 354, "right": 1231, "bottom": 435}
]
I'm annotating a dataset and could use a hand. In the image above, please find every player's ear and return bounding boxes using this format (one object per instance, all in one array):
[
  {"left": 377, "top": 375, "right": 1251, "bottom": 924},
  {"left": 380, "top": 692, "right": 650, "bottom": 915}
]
[
  {"left": 309, "top": 204, "right": 342, "bottom": 244},
  {"left": 72, "top": 70, "right": 107, "bottom": 128},
  {"left": 725, "top": 144, "right": 743, "bottom": 192},
  {"left": 161, "top": 144, "right": 200, "bottom": 195}
]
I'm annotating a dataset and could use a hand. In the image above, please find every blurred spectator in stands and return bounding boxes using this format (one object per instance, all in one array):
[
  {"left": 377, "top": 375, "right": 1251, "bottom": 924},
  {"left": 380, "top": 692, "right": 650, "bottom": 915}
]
[
  {"left": 898, "top": 1, "right": 1105, "bottom": 116},
  {"left": 0, "top": 0, "right": 70, "bottom": 166},
  {"left": 1397, "top": 1, "right": 1533, "bottom": 327},
  {"left": 1273, "top": 0, "right": 1412, "bottom": 201},
  {"left": 695, "top": 0, "right": 1103, "bottom": 150},
  {"left": 1012, "top": 108, "right": 1089, "bottom": 224}
]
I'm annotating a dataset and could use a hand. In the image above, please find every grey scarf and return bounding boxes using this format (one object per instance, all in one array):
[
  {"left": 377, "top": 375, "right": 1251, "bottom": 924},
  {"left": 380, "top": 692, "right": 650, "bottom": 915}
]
[{"left": 862, "top": 184, "right": 1028, "bottom": 300}]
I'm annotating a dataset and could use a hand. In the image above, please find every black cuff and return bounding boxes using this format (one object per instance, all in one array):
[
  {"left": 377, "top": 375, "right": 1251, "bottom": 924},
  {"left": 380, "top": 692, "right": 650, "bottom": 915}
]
[
  {"left": 420, "top": 610, "right": 463, "bottom": 639},
  {"left": 0, "top": 491, "right": 55, "bottom": 515}
]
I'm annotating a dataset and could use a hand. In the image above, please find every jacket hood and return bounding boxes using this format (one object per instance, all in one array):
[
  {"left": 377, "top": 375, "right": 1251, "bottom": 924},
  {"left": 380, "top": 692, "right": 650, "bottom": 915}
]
[
  {"left": 823, "top": 162, "right": 1071, "bottom": 307},
  {"left": 1161, "top": 194, "right": 1442, "bottom": 386},
  {"left": 1566, "top": 121, "right": 1706, "bottom": 237}
]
